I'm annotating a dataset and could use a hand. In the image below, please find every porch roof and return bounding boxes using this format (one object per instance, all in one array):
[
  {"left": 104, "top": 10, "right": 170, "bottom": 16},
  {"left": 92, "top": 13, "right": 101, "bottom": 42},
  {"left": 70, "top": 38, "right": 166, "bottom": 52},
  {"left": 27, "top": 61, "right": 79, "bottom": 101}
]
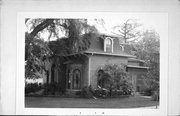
[
  {"left": 60, "top": 51, "right": 136, "bottom": 58},
  {"left": 84, "top": 51, "right": 136, "bottom": 58}
]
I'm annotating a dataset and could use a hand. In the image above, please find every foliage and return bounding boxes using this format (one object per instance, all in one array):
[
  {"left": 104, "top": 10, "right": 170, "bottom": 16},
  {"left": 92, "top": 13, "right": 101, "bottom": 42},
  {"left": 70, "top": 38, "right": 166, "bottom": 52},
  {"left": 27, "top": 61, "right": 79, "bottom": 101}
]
[
  {"left": 43, "top": 82, "right": 64, "bottom": 95},
  {"left": 25, "top": 32, "right": 52, "bottom": 79},
  {"left": 25, "top": 83, "right": 43, "bottom": 94},
  {"left": 25, "top": 19, "right": 98, "bottom": 79},
  {"left": 97, "top": 64, "right": 133, "bottom": 96},
  {"left": 112, "top": 19, "right": 142, "bottom": 43},
  {"left": 80, "top": 86, "right": 94, "bottom": 98},
  {"left": 93, "top": 87, "right": 109, "bottom": 98},
  {"left": 80, "top": 84, "right": 132, "bottom": 99},
  {"left": 25, "top": 82, "right": 64, "bottom": 96},
  {"left": 130, "top": 30, "right": 160, "bottom": 93}
]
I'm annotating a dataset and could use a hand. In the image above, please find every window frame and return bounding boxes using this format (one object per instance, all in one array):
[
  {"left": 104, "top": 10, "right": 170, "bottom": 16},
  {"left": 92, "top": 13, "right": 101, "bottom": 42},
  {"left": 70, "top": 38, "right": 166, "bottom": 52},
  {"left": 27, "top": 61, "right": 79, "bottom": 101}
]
[{"left": 104, "top": 37, "right": 114, "bottom": 52}]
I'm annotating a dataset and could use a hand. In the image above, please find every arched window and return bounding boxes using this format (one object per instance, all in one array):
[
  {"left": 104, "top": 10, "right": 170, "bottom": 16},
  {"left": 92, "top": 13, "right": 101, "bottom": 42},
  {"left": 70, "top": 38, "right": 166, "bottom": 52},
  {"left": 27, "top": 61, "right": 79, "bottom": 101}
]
[
  {"left": 97, "top": 70, "right": 105, "bottom": 88},
  {"left": 104, "top": 37, "right": 113, "bottom": 52}
]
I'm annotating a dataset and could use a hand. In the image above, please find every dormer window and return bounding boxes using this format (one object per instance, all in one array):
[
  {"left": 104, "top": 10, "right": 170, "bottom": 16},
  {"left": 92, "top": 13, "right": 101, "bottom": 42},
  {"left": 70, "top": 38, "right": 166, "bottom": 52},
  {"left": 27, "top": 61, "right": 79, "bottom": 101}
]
[
  {"left": 104, "top": 37, "right": 113, "bottom": 52},
  {"left": 120, "top": 45, "right": 124, "bottom": 51}
]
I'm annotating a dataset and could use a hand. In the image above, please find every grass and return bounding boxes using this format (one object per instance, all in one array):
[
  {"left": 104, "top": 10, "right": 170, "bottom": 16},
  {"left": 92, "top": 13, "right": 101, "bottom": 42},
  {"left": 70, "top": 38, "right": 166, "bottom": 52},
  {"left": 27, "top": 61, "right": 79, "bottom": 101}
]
[{"left": 25, "top": 95, "right": 159, "bottom": 108}]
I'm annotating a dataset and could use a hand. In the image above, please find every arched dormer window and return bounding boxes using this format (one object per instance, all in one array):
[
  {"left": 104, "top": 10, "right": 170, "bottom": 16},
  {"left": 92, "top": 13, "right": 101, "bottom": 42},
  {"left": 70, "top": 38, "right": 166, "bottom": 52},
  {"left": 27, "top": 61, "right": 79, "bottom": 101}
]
[{"left": 104, "top": 37, "right": 113, "bottom": 52}]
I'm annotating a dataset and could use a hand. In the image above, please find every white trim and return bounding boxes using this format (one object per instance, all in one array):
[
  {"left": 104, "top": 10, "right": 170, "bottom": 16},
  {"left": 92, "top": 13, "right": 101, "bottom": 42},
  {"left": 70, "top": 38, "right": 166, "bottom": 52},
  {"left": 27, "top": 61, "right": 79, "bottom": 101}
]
[
  {"left": 127, "top": 65, "right": 149, "bottom": 69},
  {"left": 104, "top": 37, "right": 114, "bottom": 53}
]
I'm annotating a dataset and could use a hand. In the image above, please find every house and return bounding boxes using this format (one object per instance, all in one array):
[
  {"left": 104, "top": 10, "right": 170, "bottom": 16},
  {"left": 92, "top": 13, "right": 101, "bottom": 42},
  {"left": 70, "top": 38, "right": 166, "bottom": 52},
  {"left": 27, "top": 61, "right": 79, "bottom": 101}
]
[{"left": 42, "top": 34, "right": 149, "bottom": 93}]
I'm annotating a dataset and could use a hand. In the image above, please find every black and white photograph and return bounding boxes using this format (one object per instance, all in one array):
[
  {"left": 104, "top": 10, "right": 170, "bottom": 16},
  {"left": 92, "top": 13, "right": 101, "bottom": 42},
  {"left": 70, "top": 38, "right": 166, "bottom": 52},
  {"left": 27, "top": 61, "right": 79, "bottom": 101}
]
[
  {"left": 24, "top": 15, "right": 161, "bottom": 109},
  {"left": 1, "top": 0, "right": 180, "bottom": 115}
]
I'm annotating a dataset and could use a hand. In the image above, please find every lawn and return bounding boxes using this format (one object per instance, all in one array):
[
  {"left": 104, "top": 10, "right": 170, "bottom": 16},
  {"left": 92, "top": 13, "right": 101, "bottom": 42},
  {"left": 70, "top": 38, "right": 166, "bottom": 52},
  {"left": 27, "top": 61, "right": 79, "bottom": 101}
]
[{"left": 25, "top": 95, "right": 159, "bottom": 108}]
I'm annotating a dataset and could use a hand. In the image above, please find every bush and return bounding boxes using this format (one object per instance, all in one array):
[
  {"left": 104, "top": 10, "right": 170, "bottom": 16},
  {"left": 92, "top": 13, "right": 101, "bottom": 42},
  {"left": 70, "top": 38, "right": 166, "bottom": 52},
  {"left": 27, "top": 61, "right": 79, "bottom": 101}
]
[
  {"left": 25, "top": 83, "right": 42, "bottom": 94},
  {"left": 94, "top": 87, "right": 109, "bottom": 98},
  {"left": 97, "top": 64, "right": 133, "bottom": 97},
  {"left": 43, "top": 82, "right": 63, "bottom": 95},
  {"left": 121, "top": 81, "right": 133, "bottom": 95},
  {"left": 80, "top": 84, "right": 134, "bottom": 99},
  {"left": 25, "top": 82, "right": 64, "bottom": 96},
  {"left": 80, "top": 86, "right": 94, "bottom": 98}
]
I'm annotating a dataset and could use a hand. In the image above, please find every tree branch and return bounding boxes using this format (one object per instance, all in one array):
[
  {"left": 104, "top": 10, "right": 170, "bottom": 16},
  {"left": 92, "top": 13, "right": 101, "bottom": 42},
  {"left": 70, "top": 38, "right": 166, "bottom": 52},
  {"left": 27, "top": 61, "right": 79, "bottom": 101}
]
[{"left": 30, "top": 19, "right": 54, "bottom": 39}]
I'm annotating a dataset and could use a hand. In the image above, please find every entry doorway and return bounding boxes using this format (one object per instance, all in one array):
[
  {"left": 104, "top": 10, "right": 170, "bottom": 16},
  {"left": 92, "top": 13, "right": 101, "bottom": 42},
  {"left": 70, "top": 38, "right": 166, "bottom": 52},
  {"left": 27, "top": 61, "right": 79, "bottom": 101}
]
[
  {"left": 66, "top": 64, "right": 82, "bottom": 90},
  {"left": 72, "top": 69, "right": 81, "bottom": 89}
]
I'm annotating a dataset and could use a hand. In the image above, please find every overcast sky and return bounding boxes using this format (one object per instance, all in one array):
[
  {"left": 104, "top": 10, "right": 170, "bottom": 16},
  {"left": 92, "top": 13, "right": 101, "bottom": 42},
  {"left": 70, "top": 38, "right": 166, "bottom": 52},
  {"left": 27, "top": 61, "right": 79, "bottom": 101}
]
[
  {"left": 26, "top": 13, "right": 167, "bottom": 41},
  {"left": 88, "top": 13, "right": 167, "bottom": 40}
]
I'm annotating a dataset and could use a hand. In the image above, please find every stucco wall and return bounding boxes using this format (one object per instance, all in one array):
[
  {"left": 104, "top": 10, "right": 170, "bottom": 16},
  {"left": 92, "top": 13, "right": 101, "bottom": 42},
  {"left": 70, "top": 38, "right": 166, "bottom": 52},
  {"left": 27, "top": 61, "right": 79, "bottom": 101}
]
[
  {"left": 89, "top": 54, "right": 128, "bottom": 89},
  {"left": 82, "top": 57, "right": 89, "bottom": 87}
]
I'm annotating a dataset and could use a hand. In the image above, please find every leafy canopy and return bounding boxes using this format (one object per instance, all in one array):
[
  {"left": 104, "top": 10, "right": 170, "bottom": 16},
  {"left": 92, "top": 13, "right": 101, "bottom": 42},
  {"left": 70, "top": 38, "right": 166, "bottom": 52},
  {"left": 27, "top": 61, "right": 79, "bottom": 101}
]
[{"left": 25, "top": 19, "right": 98, "bottom": 79}]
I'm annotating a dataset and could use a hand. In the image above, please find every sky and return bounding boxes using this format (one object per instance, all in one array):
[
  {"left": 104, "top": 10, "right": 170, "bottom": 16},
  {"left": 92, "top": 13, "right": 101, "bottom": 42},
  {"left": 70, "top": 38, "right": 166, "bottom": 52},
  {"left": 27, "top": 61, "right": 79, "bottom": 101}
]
[
  {"left": 87, "top": 13, "right": 167, "bottom": 40},
  {"left": 26, "top": 13, "right": 167, "bottom": 42}
]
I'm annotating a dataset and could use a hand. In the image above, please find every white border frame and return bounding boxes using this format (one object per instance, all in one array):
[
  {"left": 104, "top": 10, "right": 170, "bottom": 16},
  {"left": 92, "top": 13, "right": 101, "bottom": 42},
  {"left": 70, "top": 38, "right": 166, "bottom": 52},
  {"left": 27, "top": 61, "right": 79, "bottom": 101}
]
[{"left": 16, "top": 12, "right": 168, "bottom": 115}]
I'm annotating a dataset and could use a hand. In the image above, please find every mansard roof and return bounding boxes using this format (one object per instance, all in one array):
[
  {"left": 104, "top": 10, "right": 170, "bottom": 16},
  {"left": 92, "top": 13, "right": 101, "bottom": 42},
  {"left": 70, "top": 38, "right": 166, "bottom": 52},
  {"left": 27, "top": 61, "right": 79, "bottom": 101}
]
[{"left": 85, "top": 34, "right": 135, "bottom": 58}]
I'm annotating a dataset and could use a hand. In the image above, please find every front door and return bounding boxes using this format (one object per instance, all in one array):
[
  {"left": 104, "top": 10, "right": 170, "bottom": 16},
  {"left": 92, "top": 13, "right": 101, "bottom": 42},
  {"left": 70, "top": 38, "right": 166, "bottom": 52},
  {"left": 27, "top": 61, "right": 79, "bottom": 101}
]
[
  {"left": 66, "top": 64, "right": 82, "bottom": 90},
  {"left": 72, "top": 69, "right": 81, "bottom": 89}
]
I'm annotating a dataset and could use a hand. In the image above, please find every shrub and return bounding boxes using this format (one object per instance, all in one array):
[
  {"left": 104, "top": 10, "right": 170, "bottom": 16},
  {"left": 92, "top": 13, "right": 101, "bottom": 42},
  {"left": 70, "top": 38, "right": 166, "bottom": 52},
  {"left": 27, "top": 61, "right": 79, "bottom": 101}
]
[
  {"left": 94, "top": 87, "right": 109, "bottom": 98},
  {"left": 79, "top": 85, "right": 133, "bottom": 99},
  {"left": 121, "top": 80, "right": 133, "bottom": 95},
  {"left": 80, "top": 86, "right": 94, "bottom": 98},
  {"left": 43, "top": 82, "right": 62, "bottom": 95},
  {"left": 109, "top": 90, "right": 124, "bottom": 97},
  {"left": 25, "top": 83, "right": 42, "bottom": 94},
  {"left": 97, "top": 64, "right": 133, "bottom": 96},
  {"left": 25, "top": 82, "right": 64, "bottom": 96}
]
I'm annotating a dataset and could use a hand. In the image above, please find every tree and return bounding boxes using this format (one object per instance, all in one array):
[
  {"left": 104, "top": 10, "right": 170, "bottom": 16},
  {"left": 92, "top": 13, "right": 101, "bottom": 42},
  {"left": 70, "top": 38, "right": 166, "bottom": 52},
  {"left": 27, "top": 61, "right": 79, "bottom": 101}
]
[
  {"left": 112, "top": 19, "right": 142, "bottom": 43},
  {"left": 25, "top": 19, "right": 98, "bottom": 79},
  {"left": 132, "top": 30, "right": 160, "bottom": 91}
]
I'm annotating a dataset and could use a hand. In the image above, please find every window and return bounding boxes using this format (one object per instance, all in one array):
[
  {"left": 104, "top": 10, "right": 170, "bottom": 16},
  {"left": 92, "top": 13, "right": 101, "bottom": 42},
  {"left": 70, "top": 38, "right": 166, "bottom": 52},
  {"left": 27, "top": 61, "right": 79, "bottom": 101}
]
[
  {"left": 120, "top": 45, "right": 124, "bottom": 51},
  {"left": 97, "top": 70, "right": 105, "bottom": 88},
  {"left": 104, "top": 37, "right": 113, "bottom": 52}
]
